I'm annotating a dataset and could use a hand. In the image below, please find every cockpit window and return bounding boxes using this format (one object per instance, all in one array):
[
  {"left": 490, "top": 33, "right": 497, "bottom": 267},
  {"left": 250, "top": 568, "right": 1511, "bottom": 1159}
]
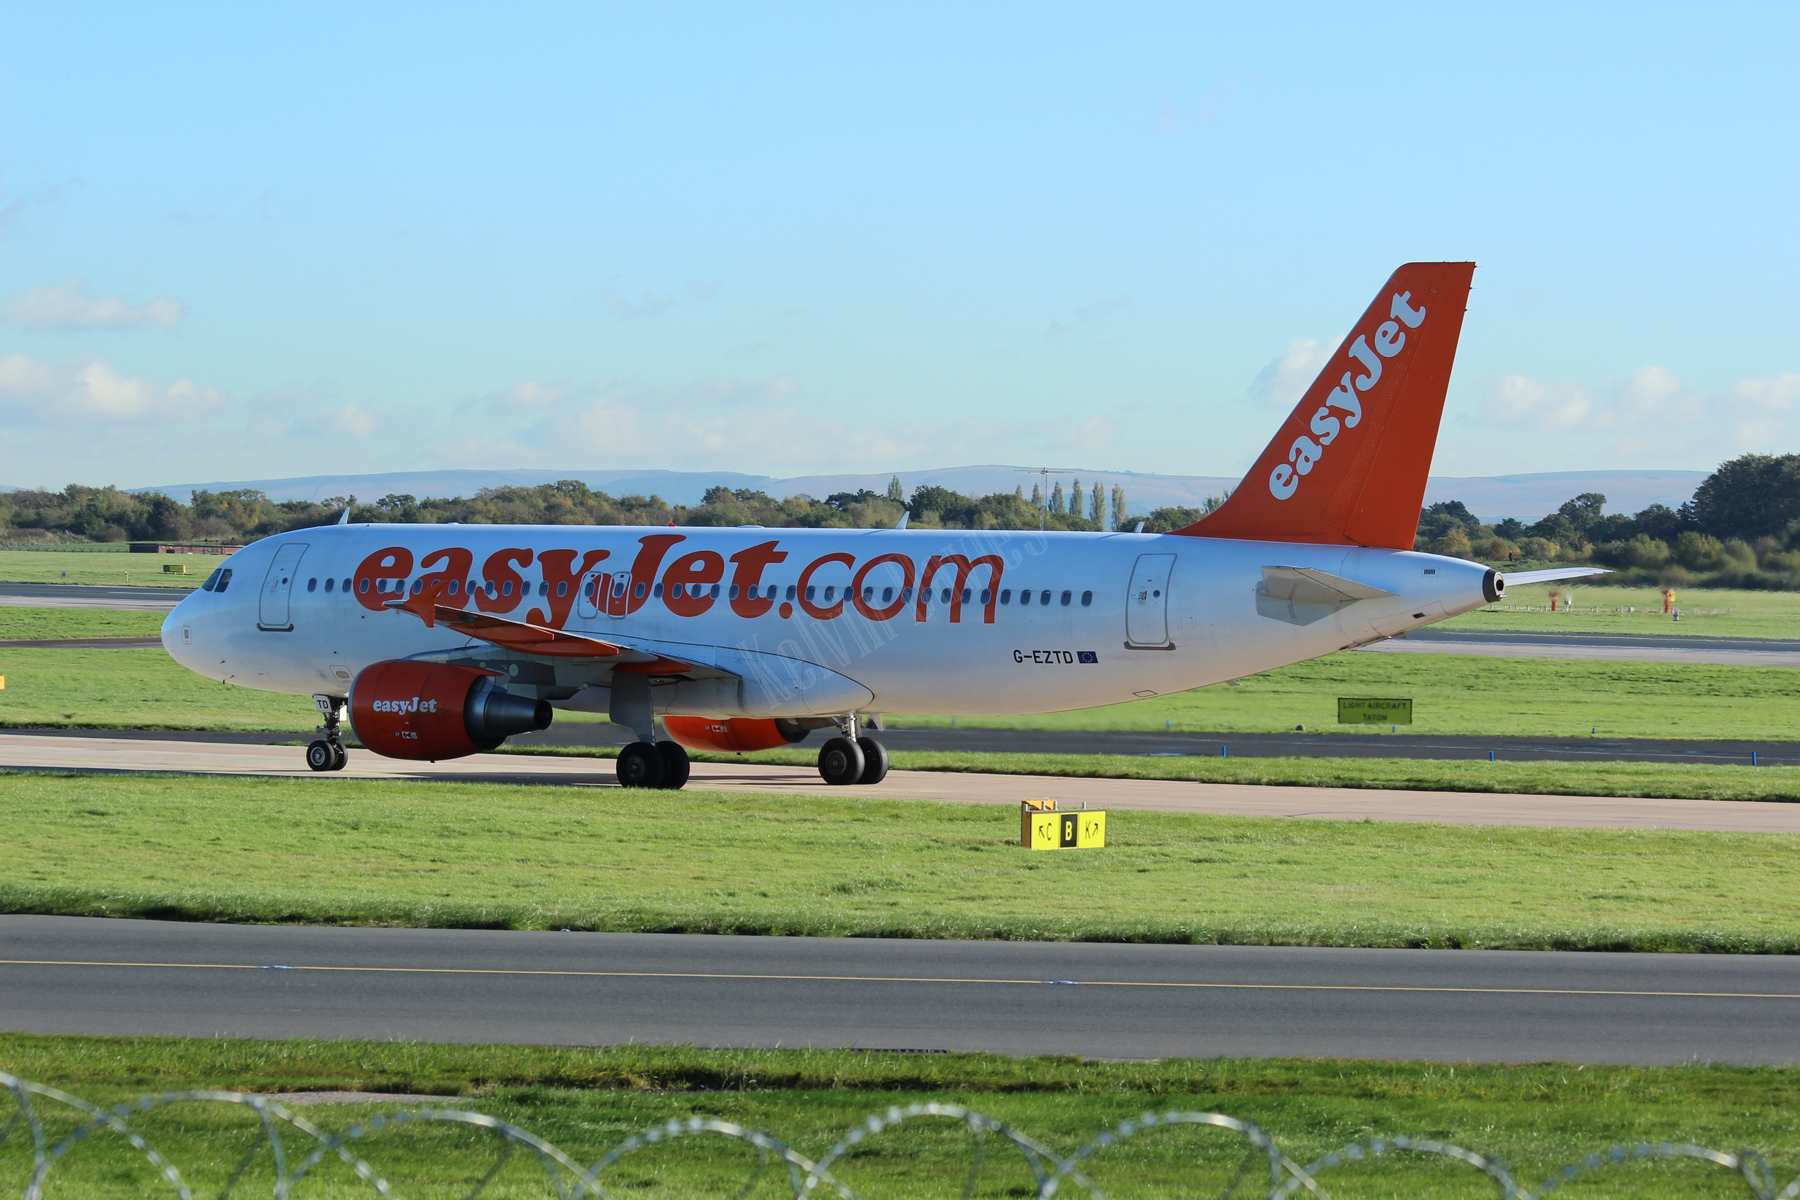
[
  {"left": 214, "top": 568, "right": 232, "bottom": 594},
  {"left": 201, "top": 569, "right": 221, "bottom": 592}
]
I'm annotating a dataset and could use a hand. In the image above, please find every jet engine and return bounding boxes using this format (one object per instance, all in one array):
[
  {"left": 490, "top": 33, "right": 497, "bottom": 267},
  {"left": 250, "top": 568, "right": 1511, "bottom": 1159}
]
[
  {"left": 349, "top": 660, "right": 551, "bottom": 761},
  {"left": 663, "top": 716, "right": 812, "bottom": 754}
]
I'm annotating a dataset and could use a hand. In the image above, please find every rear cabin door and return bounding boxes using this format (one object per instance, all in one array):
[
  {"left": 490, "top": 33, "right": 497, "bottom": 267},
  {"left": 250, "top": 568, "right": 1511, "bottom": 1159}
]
[
  {"left": 1125, "top": 553, "right": 1175, "bottom": 647},
  {"left": 258, "top": 542, "right": 309, "bottom": 631}
]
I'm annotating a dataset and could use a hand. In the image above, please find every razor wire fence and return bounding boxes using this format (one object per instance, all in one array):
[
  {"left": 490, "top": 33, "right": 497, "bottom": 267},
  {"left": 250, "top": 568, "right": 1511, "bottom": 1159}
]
[{"left": 3, "top": 1071, "right": 1794, "bottom": 1200}]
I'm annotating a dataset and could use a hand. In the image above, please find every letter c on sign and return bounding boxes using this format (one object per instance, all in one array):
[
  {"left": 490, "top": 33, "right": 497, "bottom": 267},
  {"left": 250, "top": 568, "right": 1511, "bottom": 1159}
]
[{"left": 1269, "top": 463, "right": 1298, "bottom": 500}]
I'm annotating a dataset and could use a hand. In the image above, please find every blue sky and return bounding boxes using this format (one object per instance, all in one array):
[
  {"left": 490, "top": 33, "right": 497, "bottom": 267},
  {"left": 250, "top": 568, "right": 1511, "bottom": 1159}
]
[{"left": 2, "top": 3, "right": 1797, "bottom": 490}]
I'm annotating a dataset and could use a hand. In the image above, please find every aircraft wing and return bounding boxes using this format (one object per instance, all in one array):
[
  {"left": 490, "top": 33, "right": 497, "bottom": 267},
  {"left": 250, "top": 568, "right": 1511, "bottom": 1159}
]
[
  {"left": 386, "top": 582, "right": 630, "bottom": 660},
  {"left": 1501, "top": 566, "right": 1612, "bottom": 587}
]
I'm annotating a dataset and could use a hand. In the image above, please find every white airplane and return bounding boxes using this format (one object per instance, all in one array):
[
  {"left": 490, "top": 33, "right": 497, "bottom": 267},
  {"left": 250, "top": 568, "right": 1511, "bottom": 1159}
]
[{"left": 162, "top": 262, "right": 1599, "bottom": 788}]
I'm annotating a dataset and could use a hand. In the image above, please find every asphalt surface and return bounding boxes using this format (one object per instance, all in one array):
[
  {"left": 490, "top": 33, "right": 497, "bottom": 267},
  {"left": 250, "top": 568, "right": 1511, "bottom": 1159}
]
[
  {"left": 4, "top": 916, "right": 1796, "bottom": 1063},
  {"left": 10, "top": 722, "right": 1798, "bottom": 767},
  {"left": 9, "top": 732, "right": 1800, "bottom": 830},
  {"left": 0, "top": 582, "right": 189, "bottom": 610}
]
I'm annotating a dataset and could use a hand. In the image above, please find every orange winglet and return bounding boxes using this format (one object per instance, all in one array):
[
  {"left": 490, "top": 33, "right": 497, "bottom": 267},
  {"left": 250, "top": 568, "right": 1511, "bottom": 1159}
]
[
  {"left": 1177, "top": 262, "right": 1476, "bottom": 550},
  {"left": 389, "top": 580, "right": 622, "bottom": 658}
]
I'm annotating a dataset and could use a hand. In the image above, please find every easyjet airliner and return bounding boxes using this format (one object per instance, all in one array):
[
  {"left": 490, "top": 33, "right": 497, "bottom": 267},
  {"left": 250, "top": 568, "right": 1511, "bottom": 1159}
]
[{"left": 161, "top": 263, "right": 1598, "bottom": 788}]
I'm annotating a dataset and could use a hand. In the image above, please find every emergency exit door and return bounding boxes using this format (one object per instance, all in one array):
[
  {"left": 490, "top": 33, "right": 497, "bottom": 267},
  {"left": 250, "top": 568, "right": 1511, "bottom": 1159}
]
[{"left": 1125, "top": 553, "right": 1175, "bottom": 647}]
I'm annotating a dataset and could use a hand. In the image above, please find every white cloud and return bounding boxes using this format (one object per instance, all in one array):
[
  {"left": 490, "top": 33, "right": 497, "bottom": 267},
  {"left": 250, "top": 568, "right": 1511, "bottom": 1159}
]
[
  {"left": 1248, "top": 338, "right": 1327, "bottom": 410},
  {"left": 0, "top": 353, "right": 221, "bottom": 425},
  {"left": 601, "top": 291, "right": 675, "bottom": 320},
  {"left": 1, "top": 277, "right": 185, "bottom": 331},
  {"left": 1471, "top": 367, "right": 1800, "bottom": 460}
]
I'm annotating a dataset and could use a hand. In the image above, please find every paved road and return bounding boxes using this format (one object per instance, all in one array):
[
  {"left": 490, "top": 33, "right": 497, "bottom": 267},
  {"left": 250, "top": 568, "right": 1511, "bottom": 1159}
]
[
  {"left": 0, "top": 582, "right": 188, "bottom": 611},
  {"left": 5, "top": 732, "right": 1799, "bottom": 830},
  {"left": 13, "top": 722, "right": 1796, "bottom": 768},
  {"left": 3, "top": 916, "right": 1795, "bottom": 1064}
]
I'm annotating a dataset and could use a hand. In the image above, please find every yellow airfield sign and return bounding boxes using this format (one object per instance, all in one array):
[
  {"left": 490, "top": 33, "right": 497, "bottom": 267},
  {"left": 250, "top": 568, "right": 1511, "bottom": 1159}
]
[{"left": 1021, "top": 800, "right": 1106, "bottom": 850}]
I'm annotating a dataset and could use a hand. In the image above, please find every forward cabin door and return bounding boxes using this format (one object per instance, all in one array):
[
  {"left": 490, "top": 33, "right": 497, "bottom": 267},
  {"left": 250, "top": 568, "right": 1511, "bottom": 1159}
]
[
  {"left": 574, "top": 566, "right": 607, "bottom": 621},
  {"left": 258, "top": 543, "right": 309, "bottom": 631},
  {"left": 1125, "top": 553, "right": 1175, "bottom": 648}
]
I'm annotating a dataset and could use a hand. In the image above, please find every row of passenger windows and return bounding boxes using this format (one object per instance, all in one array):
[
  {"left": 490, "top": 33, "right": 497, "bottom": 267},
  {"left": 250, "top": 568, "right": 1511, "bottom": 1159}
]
[{"left": 306, "top": 574, "right": 1095, "bottom": 610}]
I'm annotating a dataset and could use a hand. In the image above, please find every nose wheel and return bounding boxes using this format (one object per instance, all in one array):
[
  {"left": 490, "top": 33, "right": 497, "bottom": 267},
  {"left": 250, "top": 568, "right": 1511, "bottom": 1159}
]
[{"left": 308, "top": 694, "right": 349, "bottom": 772}]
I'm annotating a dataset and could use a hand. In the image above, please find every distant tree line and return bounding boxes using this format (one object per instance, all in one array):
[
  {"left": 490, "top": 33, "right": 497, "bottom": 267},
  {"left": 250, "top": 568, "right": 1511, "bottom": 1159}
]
[
  {"left": 1412, "top": 452, "right": 1800, "bottom": 588},
  {"left": 0, "top": 474, "right": 1140, "bottom": 544}
]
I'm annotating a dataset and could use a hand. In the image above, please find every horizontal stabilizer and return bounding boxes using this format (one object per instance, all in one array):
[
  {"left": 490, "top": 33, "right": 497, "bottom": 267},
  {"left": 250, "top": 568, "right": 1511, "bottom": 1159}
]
[
  {"left": 1501, "top": 567, "right": 1612, "bottom": 587},
  {"left": 1259, "top": 566, "right": 1394, "bottom": 605},
  {"left": 1255, "top": 566, "right": 1393, "bottom": 626}
]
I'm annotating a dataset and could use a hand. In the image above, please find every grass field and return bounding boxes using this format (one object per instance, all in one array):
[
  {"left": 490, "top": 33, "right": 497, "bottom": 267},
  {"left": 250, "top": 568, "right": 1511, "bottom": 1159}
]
[
  {"left": 1438, "top": 584, "right": 1800, "bottom": 638},
  {"left": 0, "top": 605, "right": 165, "bottom": 640},
  {"left": 4, "top": 644, "right": 1798, "bottom": 741},
  {"left": 0, "top": 546, "right": 216, "bottom": 587},
  {"left": 2, "top": 772, "right": 1795, "bottom": 950},
  {"left": 3, "top": 1035, "right": 1799, "bottom": 1199}
]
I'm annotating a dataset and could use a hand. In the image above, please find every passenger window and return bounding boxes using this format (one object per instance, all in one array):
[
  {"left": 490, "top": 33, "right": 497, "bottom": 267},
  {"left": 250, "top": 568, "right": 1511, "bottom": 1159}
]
[
  {"left": 806, "top": 586, "right": 816, "bottom": 601},
  {"left": 1060, "top": 590, "right": 1072, "bottom": 606},
  {"left": 882, "top": 587, "right": 893, "bottom": 603},
  {"left": 901, "top": 587, "right": 913, "bottom": 603},
  {"left": 1081, "top": 590, "right": 1093, "bottom": 606},
  {"left": 980, "top": 589, "right": 990, "bottom": 605},
  {"left": 487, "top": 581, "right": 498, "bottom": 597},
  {"left": 863, "top": 586, "right": 874, "bottom": 602},
  {"left": 448, "top": 579, "right": 460, "bottom": 595},
  {"left": 306, "top": 577, "right": 317, "bottom": 592},
  {"left": 729, "top": 584, "right": 739, "bottom": 600},
  {"left": 961, "top": 588, "right": 971, "bottom": 604},
  {"left": 1019, "top": 589, "right": 1030, "bottom": 606},
  {"left": 787, "top": 585, "right": 797, "bottom": 601},
  {"left": 1000, "top": 589, "right": 1011, "bottom": 604},
  {"left": 824, "top": 586, "right": 836, "bottom": 602},
  {"left": 938, "top": 588, "right": 949, "bottom": 603},
  {"left": 415, "top": 579, "right": 427, "bottom": 595},
  {"left": 557, "top": 581, "right": 568, "bottom": 597},
  {"left": 358, "top": 578, "right": 370, "bottom": 594},
  {"left": 502, "top": 581, "right": 513, "bottom": 597},
  {"left": 538, "top": 581, "right": 548, "bottom": 596},
  {"left": 708, "top": 584, "right": 719, "bottom": 599},
  {"left": 324, "top": 577, "right": 335, "bottom": 593},
  {"left": 468, "top": 579, "right": 479, "bottom": 596},
  {"left": 636, "top": 582, "right": 648, "bottom": 599},
  {"left": 339, "top": 577, "right": 348, "bottom": 593}
]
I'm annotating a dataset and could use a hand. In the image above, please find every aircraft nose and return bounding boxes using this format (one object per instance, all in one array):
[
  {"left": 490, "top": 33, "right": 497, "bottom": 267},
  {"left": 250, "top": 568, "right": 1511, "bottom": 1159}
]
[{"left": 160, "top": 593, "right": 195, "bottom": 660}]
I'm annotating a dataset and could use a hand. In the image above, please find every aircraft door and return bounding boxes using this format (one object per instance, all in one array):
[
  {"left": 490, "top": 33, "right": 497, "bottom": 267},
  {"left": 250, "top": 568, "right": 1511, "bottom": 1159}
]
[
  {"left": 258, "top": 542, "right": 310, "bottom": 631},
  {"left": 574, "top": 567, "right": 607, "bottom": 621},
  {"left": 1125, "top": 553, "right": 1175, "bottom": 648},
  {"left": 606, "top": 572, "right": 633, "bottom": 618}
]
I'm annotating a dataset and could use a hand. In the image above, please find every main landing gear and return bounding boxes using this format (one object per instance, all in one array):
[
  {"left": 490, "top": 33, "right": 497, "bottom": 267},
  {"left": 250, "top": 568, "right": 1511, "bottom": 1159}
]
[
  {"left": 307, "top": 695, "right": 349, "bottom": 772},
  {"left": 818, "top": 715, "right": 888, "bottom": 786},
  {"left": 616, "top": 739, "right": 690, "bottom": 790}
]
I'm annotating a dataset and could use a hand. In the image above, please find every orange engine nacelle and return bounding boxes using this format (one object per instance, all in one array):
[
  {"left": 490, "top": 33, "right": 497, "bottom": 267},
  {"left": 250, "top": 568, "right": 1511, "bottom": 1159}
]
[
  {"left": 349, "top": 660, "right": 551, "bottom": 761},
  {"left": 663, "top": 716, "right": 811, "bottom": 754}
]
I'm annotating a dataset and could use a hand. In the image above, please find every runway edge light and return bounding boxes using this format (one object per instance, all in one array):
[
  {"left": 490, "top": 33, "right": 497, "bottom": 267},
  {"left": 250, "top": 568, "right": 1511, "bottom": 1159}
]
[{"left": 1021, "top": 799, "right": 1106, "bottom": 850}]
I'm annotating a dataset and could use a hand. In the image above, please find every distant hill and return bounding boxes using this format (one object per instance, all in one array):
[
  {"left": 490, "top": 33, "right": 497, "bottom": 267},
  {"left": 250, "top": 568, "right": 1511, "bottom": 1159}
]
[{"left": 136, "top": 466, "right": 1708, "bottom": 523}]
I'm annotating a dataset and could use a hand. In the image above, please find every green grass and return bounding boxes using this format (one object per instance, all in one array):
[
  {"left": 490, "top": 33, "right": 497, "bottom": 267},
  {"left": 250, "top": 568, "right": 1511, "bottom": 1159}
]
[
  {"left": 0, "top": 546, "right": 216, "bottom": 587},
  {"left": 4, "top": 1035, "right": 1800, "bottom": 1199},
  {"left": 1443, "top": 584, "right": 1800, "bottom": 639},
  {"left": 0, "top": 606, "right": 166, "bottom": 640},
  {"left": 3, "top": 772, "right": 1797, "bottom": 950},
  {"left": 892, "top": 652, "right": 1800, "bottom": 739},
  {"left": 6, "top": 645, "right": 1799, "bottom": 741},
  {"left": 0, "top": 648, "right": 318, "bottom": 730}
]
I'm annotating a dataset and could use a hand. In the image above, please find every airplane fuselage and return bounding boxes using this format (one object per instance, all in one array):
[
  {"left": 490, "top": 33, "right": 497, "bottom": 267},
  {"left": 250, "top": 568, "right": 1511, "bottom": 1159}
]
[{"left": 161, "top": 521, "right": 1494, "bottom": 720}]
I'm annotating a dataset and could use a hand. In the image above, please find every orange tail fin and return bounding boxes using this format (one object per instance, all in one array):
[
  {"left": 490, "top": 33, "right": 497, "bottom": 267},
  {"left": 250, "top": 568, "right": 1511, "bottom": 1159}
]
[{"left": 1176, "top": 261, "right": 1475, "bottom": 549}]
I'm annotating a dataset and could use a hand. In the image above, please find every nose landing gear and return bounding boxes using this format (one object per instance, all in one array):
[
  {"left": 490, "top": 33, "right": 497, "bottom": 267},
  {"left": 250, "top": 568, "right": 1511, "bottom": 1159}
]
[
  {"left": 307, "top": 694, "right": 349, "bottom": 772},
  {"left": 819, "top": 715, "right": 889, "bottom": 785}
]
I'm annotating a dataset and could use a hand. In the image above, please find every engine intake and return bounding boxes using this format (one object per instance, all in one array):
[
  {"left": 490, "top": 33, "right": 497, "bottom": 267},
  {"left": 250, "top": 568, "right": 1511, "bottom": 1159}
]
[{"left": 350, "top": 660, "right": 551, "bottom": 761}]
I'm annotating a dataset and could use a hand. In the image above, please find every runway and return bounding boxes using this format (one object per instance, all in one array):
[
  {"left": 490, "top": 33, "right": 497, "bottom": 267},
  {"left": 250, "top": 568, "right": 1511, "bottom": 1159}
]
[
  {"left": 1362, "top": 627, "right": 1800, "bottom": 667},
  {"left": 3, "top": 916, "right": 1795, "bottom": 1064},
  {"left": 4, "top": 731, "right": 1799, "bottom": 831},
  {"left": 0, "top": 582, "right": 189, "bottom": 611}
]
